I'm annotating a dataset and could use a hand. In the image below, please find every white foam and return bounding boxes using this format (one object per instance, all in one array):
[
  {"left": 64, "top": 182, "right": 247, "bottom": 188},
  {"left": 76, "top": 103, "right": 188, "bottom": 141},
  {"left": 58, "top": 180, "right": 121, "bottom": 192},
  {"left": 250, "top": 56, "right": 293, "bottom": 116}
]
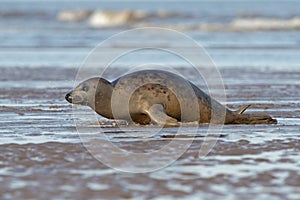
[
  {"left": 137, "top": 17, "right": 300, "bottom": 32},
  {"left": 57, "top": 9, "right": 177, "bottom": 27},
  {"left": 89, "top": 10, "right": 148, "bottom": 27},
  {"left": 231, "top": 17, "right": 300, "bottom": 31},
  {"left": 57, "top": 10, "right": 93, "bottom": 22}
]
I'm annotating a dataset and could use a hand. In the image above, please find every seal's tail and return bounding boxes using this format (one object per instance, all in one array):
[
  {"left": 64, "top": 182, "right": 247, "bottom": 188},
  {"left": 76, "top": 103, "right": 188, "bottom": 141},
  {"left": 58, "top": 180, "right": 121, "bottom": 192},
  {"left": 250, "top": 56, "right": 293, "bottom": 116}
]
[{"left": 231, "top": 113, "right": 277, "bottom": 124}]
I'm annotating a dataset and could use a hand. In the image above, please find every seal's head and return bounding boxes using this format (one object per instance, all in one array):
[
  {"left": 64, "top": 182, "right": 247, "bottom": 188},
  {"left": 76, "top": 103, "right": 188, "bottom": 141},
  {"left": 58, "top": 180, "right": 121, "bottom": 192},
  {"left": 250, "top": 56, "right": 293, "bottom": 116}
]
[{"left": 65, "top": 77, "right": 112, "bottom": 109}]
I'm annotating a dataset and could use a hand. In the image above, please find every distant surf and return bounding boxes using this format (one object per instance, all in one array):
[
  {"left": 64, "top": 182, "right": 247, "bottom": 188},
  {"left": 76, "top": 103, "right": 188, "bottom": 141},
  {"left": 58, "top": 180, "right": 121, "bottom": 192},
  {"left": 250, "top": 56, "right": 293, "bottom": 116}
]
[
  {"left": 231, "top": 17, "right": 300, "bottom": 31},
  {"left": 56, "top": 9, "right": 300, "bottom": 31},
  {"left": 137, "top": 17, "right": 300, "bottom": 32},
  {"left": 57, "top": 9, "right": 177, "bottom": 27}
]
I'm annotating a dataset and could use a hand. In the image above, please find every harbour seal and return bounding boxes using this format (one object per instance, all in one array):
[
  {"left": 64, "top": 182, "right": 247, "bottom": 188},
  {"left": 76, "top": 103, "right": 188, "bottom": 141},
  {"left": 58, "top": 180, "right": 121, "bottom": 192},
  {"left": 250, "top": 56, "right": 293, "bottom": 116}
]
[{"left": 65, "top": 70, "right": 277, "bottom": 126}]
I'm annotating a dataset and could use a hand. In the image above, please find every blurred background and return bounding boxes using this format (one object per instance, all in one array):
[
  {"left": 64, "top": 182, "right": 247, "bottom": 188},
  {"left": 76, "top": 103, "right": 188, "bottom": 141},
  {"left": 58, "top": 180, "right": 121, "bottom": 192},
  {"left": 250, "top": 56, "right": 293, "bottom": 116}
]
[
  {"left": 1, "top": 1, "right": 300, "bottom": 199},
  {"left": 1, "top": 0, "right": 300, "bottom": 70}
]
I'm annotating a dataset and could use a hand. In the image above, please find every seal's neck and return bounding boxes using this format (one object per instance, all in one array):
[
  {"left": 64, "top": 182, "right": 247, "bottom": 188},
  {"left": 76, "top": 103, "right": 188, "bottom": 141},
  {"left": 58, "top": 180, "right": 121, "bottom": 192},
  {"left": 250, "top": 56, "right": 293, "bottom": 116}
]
[{"left": 91, "top": 79, "right": 114, "bottom": 119}]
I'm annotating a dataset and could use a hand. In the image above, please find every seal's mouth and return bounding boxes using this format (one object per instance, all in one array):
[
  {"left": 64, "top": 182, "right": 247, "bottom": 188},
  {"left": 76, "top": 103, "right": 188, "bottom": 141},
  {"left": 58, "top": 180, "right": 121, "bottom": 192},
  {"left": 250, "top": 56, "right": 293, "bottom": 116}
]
[
  {"left": 65, "top": 92, "right": 72, "bottom": 103},
  {"left": 65, "top": 91, "right": 88, "bottom": 105}
]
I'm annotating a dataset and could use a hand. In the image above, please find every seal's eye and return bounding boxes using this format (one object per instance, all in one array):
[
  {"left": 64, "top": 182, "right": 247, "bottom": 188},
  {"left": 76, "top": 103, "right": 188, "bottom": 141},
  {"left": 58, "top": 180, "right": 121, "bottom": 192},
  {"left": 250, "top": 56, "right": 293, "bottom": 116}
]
[{"left": 82, "top": 85, "right": 89, "bottom": 92}]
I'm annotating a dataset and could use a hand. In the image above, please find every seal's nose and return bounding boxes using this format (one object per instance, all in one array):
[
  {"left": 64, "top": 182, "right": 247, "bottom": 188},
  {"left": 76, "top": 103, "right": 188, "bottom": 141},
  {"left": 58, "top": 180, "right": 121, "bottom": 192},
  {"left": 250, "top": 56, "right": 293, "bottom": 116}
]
[{"left": 65, "top": 92, "right": 72, "bottom": 103}]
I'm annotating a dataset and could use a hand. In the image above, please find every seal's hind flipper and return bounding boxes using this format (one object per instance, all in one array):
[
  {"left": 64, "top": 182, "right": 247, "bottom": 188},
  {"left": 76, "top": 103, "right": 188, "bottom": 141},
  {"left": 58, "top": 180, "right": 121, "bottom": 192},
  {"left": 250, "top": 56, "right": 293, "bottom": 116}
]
[
  {"left": 235, "top": 104, "right": 251, "bottom": 114},
  {"left": 232, "top": 113, "right": 277, "bottom": 124},
  {"left": 146, "top": 104, "right": 179, "bottom": 127}
]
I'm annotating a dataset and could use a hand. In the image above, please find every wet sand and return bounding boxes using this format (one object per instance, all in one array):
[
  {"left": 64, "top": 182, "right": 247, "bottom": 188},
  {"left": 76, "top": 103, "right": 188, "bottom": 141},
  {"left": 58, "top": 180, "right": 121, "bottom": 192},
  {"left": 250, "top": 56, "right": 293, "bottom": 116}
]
[{"left": 0, "top": 66, "right": 299, "bottom": 199}]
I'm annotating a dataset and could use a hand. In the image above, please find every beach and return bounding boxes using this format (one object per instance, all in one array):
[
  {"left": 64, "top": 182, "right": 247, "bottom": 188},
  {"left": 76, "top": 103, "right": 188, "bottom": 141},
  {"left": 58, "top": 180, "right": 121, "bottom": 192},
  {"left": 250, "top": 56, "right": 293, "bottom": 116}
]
[
  {"left": 1, "top": 0, "right": 300, "bottom": 199},
  {"left": 1, "top": 66, "right": 299, "bottom": 199}
]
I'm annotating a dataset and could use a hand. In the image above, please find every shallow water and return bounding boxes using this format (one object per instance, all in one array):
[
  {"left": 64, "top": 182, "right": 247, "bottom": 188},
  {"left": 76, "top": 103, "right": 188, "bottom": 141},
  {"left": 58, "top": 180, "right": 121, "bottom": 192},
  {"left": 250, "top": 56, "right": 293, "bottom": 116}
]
[
  {"left": 1, "top": 66, "right": 299, "bottom": 199},
  {"left": 1, "top": 0, "right": 300, "bottom": 199}
]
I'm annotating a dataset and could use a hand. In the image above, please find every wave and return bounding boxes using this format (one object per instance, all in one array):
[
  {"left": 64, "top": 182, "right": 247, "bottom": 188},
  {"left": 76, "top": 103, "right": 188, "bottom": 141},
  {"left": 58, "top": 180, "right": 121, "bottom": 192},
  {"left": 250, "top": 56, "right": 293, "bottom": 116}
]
[
  {"left": 137, "top": 17, "right": 300, "bottom": 32},
  {"left": 89, "top": 10, "right": 148, "bottom": 27},
  {"left": 230, "top": 17, "right": 300, "bottom": 31},
  {"left": 57, "top": 9, "right": 177, "bottom": 27},
  {"left": 56, "top": 9, "right": 300, "bottom": 31},
  {"left": 57, "top": 10, "right": 93, "bottom": 22}
]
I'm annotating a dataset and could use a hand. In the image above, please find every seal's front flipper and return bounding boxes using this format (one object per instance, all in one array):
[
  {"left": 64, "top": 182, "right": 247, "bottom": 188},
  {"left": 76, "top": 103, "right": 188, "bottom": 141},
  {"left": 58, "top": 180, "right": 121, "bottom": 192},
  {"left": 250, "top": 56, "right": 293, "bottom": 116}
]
[{"left": 146, "top": 104, "right": 179, "bottom": 127}]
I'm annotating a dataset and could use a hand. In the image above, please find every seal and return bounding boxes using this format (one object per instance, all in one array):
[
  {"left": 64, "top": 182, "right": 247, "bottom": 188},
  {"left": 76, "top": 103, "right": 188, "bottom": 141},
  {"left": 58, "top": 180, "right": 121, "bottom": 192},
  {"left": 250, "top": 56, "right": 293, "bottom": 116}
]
[{"left": 65, "top": 70, "right": 277, "bottom": 126}]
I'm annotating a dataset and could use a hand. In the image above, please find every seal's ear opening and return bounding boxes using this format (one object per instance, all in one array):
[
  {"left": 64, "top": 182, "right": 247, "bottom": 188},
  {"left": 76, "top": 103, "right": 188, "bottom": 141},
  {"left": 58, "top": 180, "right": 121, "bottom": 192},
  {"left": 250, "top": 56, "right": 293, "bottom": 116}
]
[{"left": 82, "top": 85, "right": 89, "bottom": 92}]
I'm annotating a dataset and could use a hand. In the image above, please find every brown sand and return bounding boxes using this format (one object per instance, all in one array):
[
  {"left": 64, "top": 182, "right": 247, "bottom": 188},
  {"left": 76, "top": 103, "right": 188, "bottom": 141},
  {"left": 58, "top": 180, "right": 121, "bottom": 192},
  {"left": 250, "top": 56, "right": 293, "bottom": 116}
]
[{"left": 0, "top": 66, "right": 299, "bottom": 199}]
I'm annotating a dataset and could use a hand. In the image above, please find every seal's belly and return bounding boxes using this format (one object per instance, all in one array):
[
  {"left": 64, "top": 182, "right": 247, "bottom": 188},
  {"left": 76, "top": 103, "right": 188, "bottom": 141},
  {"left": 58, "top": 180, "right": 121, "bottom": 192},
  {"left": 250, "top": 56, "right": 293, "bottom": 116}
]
[{"left": 128, "top": 84, "right": 199, "bottom": 122}]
